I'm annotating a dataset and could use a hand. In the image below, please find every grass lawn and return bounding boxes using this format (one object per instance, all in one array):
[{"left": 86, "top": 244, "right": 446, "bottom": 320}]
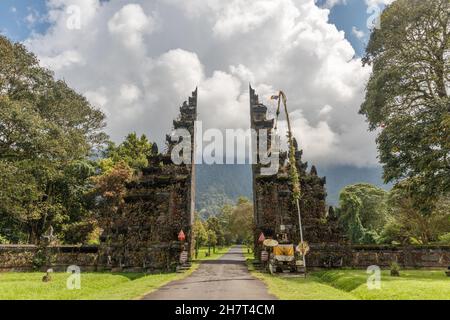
[
  {"left": 243, "top": 249, "right": 450, "bottom": 300},
  {"left": 0, "top": 246, "right": 231, "bottom": 300},
  {"left": 194, "top": 246, "right": 231, "bottom": 261},
  {"left": 0, "top": 270, "right": 196, "bottom": 300},
  {"left": 315, "top": 269, "right": 450, "bottom": 300}
]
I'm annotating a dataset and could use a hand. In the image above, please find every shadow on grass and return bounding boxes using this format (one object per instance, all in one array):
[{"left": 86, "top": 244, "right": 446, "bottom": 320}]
[
  {"left": 312, "top": 269, "right": 450, "bottom": 293},
  {"left": 110, "top": 272, "right": 178, "bottom": 281}
]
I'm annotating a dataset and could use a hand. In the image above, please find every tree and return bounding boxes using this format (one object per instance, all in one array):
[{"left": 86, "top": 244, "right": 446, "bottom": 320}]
[
  {"left": 207, "top": 230, "right": 217, "bottom": 255},
  {"left": 219, "top": 204, "right": 234, "bottom": 245},
  {"left": 92, "top": 162, "right": 133, "bottom": 223},
  {"left": 0, "top": 35, "right": 107, "bottom": 244},
  {"left": 379, "top": 183, "right": 450, "bottom": 244},
  {"left": 192, "top": 213, "right": 207, "bottom": 259},
  {"left": 92, "top": 133, "right": 157, "bottom": 245},
  {"left": 227, "top": 197, "right": 254, "bottom": 245},
  {"left": 360, "top": 0, "right": 450, "bottom": 214},
  {"left": 104, "top": 133, "right": 154, "bottom": 171},
  {"left": 206, "top": 216, "right": 225, "bottom": 246},
  {"left": 337, "top": 184, "right": 389, "bottom": 244}
]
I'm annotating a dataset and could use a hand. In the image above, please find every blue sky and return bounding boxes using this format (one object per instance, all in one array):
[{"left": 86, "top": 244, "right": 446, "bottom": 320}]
[
  {"left": 1, "top": 0, "right": 373, "bottom": 56},
  {"left": 0, "top": 0, "right": 48, "bottom": 41},
  {"left": 326, "top": 0, "right": 373, "bottom": 56}
]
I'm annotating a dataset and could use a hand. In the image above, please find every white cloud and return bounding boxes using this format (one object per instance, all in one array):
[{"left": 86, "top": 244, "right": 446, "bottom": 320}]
[
  {"left": 212, "top": 0, "right": 279, "bottom": 38},
  {"left": 25, "top": 0, "right": 378, "bottom": 167},
  {"left": 85, "top": 88, "right": 108, "bottom": 109},
  {"left": 25, "top": 13, "right": 37, "bottom": 25},
  {"left": 120, "top": 84, "right": 141, "bottom": 104},
  {"left": 320, "top": 0, "right": 347, "bottom": 9},
  {"left": 365, "top": 0, "right": 395, "bottom": 7},
  {"left": 108, "top": 4, "right": 158, "bottom": 49},
  {"left": 352, "top": 26, "right": 365, "bottom": 39},
  {"left": 39, "top": 50, "right": 84, "bottom": 71}
]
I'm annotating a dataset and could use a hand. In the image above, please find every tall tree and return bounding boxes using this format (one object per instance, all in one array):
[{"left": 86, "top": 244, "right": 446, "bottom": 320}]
[
  {"left": 338, "top": 184, "right": 388, "bottom": 244},
  {"left": 192, "top": 214, "right": 208, "bottom": 258},
  {"left": 227, "top": 197, "right": 254, "bottom": 245},
  {"left": 206, "top": 216, "right": 225, "bottom": 246},
  {"left": 0, "top": 35, "right": 107, "bottom": 243},
  {"left": 92, "top": 162, "right": 133, "bottom": 237},
  {"left": 360, "top": 0, "right": 449, "bottom": 213},
  {"left": 380, "top": 183, "right": 450, "bottom": 244}
]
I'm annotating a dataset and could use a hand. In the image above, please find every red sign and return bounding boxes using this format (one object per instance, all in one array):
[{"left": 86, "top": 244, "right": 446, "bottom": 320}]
[
  {"left": 258, "top": 232, "right": 265, "bottom": 243},
  {"left": 178, "top": 230, "right": 186, "bottom": 242}
]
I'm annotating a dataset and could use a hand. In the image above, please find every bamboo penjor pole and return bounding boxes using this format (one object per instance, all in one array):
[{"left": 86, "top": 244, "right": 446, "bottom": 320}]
[{"left": 274, "top": 91, "right": 306, "bottom": 273}]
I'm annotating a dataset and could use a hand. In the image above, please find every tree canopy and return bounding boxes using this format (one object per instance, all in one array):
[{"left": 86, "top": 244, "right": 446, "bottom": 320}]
[
  {"left": 0, "top": 35, "right": 107, "bottom": 244},
  {"left": 102, "top": 133, "right": 154, "bottom": 171},
  {"left": 338, "top": 184, "right": 389, "bottom": 244},
  {"left": 360, "top": 0, "right": 449, "bottom": 213}
]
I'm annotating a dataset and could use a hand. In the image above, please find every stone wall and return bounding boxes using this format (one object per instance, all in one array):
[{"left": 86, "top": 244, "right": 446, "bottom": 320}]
[
  {"left": 307, "top": 244, "right": 450, "bottom": 269},
  {"left": 2, "top": 244, "right": 449, "bottom": 272},
  {"left": 0, "top": 245, "right": 98, "bottom": 272}
]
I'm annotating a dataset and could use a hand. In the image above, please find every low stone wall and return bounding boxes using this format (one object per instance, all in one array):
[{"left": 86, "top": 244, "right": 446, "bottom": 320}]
[
  {"left": 2, "top": 244, "right": 450, "bottom": 272},
  {"left": 0, "top": 245, "right": 98, "bottom": 272},
  {"left": 308, "top": 244, "right": 450, "bottom": 269}
]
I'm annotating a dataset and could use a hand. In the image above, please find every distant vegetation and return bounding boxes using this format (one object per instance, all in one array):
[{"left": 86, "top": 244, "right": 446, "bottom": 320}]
[
  {"left": 336, "top": 183, "right": 450, "bottom": 245},
  {"left": 193, "top": 197, "right": 253, "bottom": 257},
  {"left": 195, "top": 164, "right": 252, "bottom": 218}
]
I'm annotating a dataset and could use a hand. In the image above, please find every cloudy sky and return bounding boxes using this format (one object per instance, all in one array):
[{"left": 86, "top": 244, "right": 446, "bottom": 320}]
[{"left": 0, "top": 0, "right": 394, "bottom": 171}]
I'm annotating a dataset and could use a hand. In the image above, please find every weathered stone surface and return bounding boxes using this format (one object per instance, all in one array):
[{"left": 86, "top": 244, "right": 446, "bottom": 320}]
[
  {"left": 249, "top": 86, "right": 344, "bottom": 260},
  {"left": 307, "top": 245, "right": 450, "bottom": 269},
  {"left": 98, "top": 89, "right": 197, "bottom": 272},
  {"left": 0, "top": 245, "right": 98, "bottom": 272},
  {"left": 1, "top": 244, "right": 449, "bottom": 271}
]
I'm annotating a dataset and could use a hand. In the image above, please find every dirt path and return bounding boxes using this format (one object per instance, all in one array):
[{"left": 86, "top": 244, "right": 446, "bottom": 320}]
[{"left": 142, "top": 245, "right": 276, "bottom": 300}]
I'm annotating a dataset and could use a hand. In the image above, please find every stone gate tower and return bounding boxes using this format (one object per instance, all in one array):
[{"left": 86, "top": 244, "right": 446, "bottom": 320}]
[
  {"left": 249, "top": 85, "right": 343, "bottom": 257},
  {"left": 100, "top": 89, "right": 197, "bottom": 272}
]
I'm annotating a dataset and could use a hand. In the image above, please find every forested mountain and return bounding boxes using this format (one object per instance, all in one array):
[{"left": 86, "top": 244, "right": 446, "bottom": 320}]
[
  {"left": 318, "top": 166, "right": 392, "bottom": 205},
  {"left": 195, "top": 165, "right": 252, "bottom": 218},
  {"left": 195, "top": 164, "right": 390, "bottom": 216}
]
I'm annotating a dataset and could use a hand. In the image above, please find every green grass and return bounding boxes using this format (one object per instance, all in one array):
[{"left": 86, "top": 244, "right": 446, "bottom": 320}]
[
  {"left": 254, "top": 273, "right": 357, "bottom": 300},
  {"left": 0, "top": 247, "right": 230, "bottom": 300},
  {"left": 0, "top": 269, "right": 197, "bottom": 300},
  {"left": 243, "top": 249, "right": 450, "bottom": 300},
  {"left": 194, "top": 246, "right": 231, "bottom": 261},
  {"left": 315, "top": 269, "right": 450, "bottom": 300}
]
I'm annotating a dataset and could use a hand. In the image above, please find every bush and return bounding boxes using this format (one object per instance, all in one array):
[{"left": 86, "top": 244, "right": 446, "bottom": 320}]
[
  {"left": 0, "top": 234, "right": 9, "bottom": 244},
  {"left": 63, "top": 220, "right": 97, "bottom": 244},
  {"left": 437, "top": 233, "right": 450, "bottom": 245},
  {"left": 390, "top": 262, "right": 400, "bottom": 277}
]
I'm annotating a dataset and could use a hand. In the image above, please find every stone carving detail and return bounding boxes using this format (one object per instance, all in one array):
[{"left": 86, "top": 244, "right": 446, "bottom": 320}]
[
  {"left": 99, "top": 89, "right": 197, "bottom": 272},
  {"left": 249, "top": 85, "right": 344, "bottom": 258}
]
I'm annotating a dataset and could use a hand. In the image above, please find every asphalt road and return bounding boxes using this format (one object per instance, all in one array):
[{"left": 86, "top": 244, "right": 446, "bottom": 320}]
[{"left": 142, "top": 246, "right": 276, "bottom": 300}]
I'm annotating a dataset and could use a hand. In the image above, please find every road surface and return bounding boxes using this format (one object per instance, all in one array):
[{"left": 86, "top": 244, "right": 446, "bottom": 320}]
[{"left": 143, "top": 246, "right": 276, "bottom": 300}]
